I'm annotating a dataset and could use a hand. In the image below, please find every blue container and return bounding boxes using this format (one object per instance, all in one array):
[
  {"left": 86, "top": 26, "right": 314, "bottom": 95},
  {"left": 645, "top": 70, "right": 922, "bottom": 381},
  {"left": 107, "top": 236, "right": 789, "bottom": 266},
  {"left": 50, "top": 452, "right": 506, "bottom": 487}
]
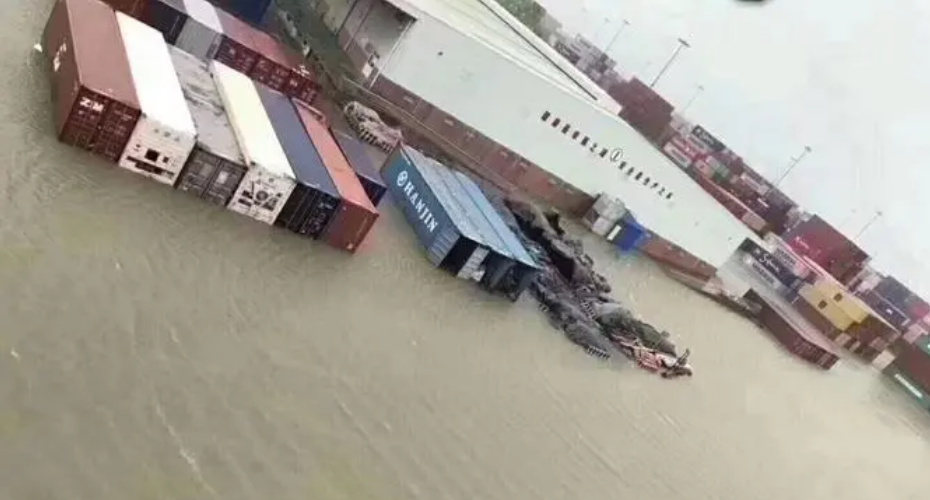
[
  {"left": 256, "top": 85, "right": 341, "bottom": 238},
  {"left": 213, "top": 0, "right": 272, "bottom": 26},
  {"left": 332, "top": 129, "right": 387, "bottom": 206},
  {"left": 610, "top": 213, "right": 649, "bottom": 252},
  {"left": 453, "top": 172, "right": 540, "bottom": 300},
  {"left": 383, "top": 147, "right": 489, "bottom": 276}
]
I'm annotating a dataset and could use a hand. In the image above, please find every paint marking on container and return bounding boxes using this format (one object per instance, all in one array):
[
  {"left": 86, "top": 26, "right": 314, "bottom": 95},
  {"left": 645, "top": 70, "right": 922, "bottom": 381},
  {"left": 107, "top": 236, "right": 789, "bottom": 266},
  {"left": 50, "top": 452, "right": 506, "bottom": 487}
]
[{"left": 116, "top": 13, "right": 197, "bottom": 186}]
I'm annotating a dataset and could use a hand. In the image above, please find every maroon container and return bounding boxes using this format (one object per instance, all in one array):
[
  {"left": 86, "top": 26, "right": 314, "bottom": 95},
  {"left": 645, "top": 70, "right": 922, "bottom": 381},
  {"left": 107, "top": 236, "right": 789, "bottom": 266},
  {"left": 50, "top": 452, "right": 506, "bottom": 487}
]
[
  {"left": 790, "top": 297, "right": 840, "bottom": 340},
  {"left": 370, "top": 77, "right": 420, "bottom": 115},
  {"left": 458, "top": 126, "right": 493, "bottom": 161},
  {"left": 892, "top": 343, "right": 930, "bottom": 390},
  {"left": 43, "top": 0, "right": 141, "bottom": 162},
  {"left": 747, "top": 290, "right": 841, "bottom": 370},
  {"left": 295, "top": 101, "right": 379, "bottom": 253},
  {"left": 484, "top": 145, "right": 519, "bottom": 175},
  {"left": 247, "top": 29, "right": 292, "bottom": 92},
  {"left": 214, "top": 7, "right": 260, "bottom": 74}
]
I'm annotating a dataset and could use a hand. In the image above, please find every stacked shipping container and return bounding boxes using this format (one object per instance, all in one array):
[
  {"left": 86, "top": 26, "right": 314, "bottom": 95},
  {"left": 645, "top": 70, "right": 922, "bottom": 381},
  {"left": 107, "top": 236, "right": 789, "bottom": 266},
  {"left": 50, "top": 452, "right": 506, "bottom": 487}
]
[
  {"left": 142, "top": 0, "right": 187, "bottom": 44},
  {"left": 170, "top": 47, "right": 249, "bottom": 206},
  {"left": 116, "top": 13, "right": 197, "bottom": 186},
  {"left": 178, "top": 0, "right": 223, "bottom": 60},
  {"left": 213, "top": 61, "right": 296, "bottom": 225},
  {"left": 44, "top": 0, "right": 141, "bottom": 162}
]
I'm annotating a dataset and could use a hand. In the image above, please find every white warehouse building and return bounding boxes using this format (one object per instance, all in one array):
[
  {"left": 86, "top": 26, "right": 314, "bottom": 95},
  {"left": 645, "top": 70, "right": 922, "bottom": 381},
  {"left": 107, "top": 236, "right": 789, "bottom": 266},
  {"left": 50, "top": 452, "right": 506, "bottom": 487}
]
[{"left": 318, "top": 0, "right": 755, "bottom": 268}]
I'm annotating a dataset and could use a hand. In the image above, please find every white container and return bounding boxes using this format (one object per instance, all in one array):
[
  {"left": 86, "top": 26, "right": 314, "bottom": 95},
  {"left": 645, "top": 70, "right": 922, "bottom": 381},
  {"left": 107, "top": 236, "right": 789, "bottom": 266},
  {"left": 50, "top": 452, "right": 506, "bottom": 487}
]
[
  {"left": 212, "top": 61, "right": 296, "bottom": 224},
  {"left": 116, "top": 13, "right": 197, "bottom": 186},
  {"left": 179, "top": 0, "right": 223, "bottom": 60}
]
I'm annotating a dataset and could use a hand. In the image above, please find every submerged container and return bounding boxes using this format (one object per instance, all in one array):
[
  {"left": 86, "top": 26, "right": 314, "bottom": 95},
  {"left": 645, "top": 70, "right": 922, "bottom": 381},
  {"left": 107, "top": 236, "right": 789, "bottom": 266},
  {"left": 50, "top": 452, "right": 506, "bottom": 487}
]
[
  {"left": 116, "top": 13, "right": 197, "bottom": 186},
  {"left": 296, "top": 101, "right": 380, "bottom": 253},
  {"left": 140, "top": 0, "right": 188, "bottom": 44},
  {"left": 214, "top": 6, "right": 260, "bottom": 74},
  {"left": 256, "top": 86, "right": 341, "bottom": 238},
  {"left": 212, "top": 62, "right": 295, "bottom": 224},
  {"left": 383, "top": 147, "right": 490, "bottom": 276},
  {"left": 332, "top": 129, "right": 387, "bottom": 206},
  {"left": 170, "top": 47, "right": 248, "bottom": 206},
  {"left": 43, "top": 0, "right": 141, "bottom": 162},
  {"left": 178, "top": 0, "right": 223, "bottom": 60},
  {"left": 454, "top": 171, "right": 540, "bottom": 300},
  {"left": 608, "top": 213, "right": 649, "bottom": 252}
]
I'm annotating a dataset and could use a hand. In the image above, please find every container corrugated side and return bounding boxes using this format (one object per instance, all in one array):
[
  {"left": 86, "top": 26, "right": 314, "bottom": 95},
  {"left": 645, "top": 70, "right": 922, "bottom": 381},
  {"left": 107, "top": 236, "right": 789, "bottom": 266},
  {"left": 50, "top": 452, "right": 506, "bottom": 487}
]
[
  {"left": 382, "top": 148, "right": 462, "bottom": 266},
  {"left": 247, "top": 29, "right": 292, "bottom": 92},
  {"left": 116, "top": 13, "right": 197, "bottom": 186},
  {"left": 332, "top": 129, "right": 387, "bottom": 206},
  {"left": 297, "top": 101, "right": 379, "bottom": 253},
  {"left": 44, "top": 0, "right": 141, "bottom": 162},
  {"left": 256, "top": 85, "right": 340, "bottom": 238},
  {"left": 170, "top": 47, "right": 247, "bottom": 205},
  {"left": 140, "top": 0, "right": 188, "bottom": 44},
  {"left": 214, "top": 6, "right": 260, "bottom": 74},
  {"left": 177, "top": 0, "right": 223, "bottom": 60},
  {"left": 213, "top": 61, "right": 295, "bottom": 224}
]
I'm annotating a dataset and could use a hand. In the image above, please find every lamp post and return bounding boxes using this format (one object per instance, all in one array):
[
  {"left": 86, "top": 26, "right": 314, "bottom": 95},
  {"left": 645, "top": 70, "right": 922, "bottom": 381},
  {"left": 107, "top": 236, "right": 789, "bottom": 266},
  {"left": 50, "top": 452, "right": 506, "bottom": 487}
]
[
  {"left": 603, "top": 19, "right": 630, "bottom": 55},
  {"left": 856, "top": 210, "right": 883, "bottom": 239},
  {"left": 682, "top": 84, "right": 704, "bottom": 113},
  {"left": 649, "top": 37, "right": 689, "bottom": 89},
  {"left": 774, "top": 145, "right": 812, "bottom": 188}
]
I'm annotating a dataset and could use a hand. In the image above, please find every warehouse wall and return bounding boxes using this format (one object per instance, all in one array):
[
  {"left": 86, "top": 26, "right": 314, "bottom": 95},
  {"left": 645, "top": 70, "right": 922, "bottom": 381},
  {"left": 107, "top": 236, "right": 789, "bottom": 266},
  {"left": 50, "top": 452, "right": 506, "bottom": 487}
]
[{"left": 379, "top": 16, "right": 754, "bottom": 267}]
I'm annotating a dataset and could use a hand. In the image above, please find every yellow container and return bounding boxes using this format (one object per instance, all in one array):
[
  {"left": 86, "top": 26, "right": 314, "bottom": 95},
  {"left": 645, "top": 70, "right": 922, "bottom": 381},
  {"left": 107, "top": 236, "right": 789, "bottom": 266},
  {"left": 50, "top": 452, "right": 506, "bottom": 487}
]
[
  {"left": 800, "top": 284, "right": 856, "bottom": 331},
  {"left": 811, "top": 279, "right": 870, "bottom": 323}
]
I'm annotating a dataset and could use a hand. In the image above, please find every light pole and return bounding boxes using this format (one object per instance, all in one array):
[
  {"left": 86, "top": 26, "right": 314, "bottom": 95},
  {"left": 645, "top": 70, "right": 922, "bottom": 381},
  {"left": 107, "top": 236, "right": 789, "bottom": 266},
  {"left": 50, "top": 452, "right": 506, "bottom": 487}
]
[
  {"left": 774, "top": 145, "right": 812, "bottom": 188},
  {"left": 681, "top": 84, "right": 704, "bottom": 113},
  {"left": 603, "top": 19, "right": 630, "bottom": 55},
  {"left": 856, "top": 210, "right": 883, "bottom": 239},
  {"left": 649, "top": 37, "right": 689, "bottom": 89}
]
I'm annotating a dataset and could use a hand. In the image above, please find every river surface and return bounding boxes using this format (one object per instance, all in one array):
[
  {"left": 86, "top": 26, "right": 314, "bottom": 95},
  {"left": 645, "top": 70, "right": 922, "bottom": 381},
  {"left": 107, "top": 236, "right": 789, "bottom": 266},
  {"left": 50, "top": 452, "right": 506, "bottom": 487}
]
[{"left": 3, "top": 1, "right": 930, "bottom": 499}]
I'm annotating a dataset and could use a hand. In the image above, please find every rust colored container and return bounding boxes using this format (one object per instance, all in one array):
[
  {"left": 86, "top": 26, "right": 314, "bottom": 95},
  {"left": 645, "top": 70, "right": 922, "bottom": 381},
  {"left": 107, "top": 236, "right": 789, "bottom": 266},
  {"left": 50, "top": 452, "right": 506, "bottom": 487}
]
[
  {"left": 411, "top": 100, "right": 434, "bottom": 122},
  {"left": 791, "top": 296, "right": 840, "bottom": 339},
  {"left": 484, "top": 145, "right": 519, "bottom": 175},
  {"left": 276, "top": 48, "right": 319, "bottom": 105},
  {"left": 295, "top": 101, "right": 379, "bottom": 253},
  {"left": 892, "top": 343, "right": 930, "bottom": 391},
  {"left": 458, "top": 126, "right": 494, "bottom": 162},
  {"left": 214, "top": 7, "right": 260, "bottom": 74},
  {"left": 424, "top": 108, "right": 467, "bottom": 146},
  {"left": 43, "top": 0, "right": 141, "bottom": 162},
  {"left": 370, "top": 77, "right": 420, "bottom": 115},
  {"left": 247, "top": 29, "right": 291, "bottom": 92},
  {"left": 747, "top": 290, "right": 841, "bottom": 370}
]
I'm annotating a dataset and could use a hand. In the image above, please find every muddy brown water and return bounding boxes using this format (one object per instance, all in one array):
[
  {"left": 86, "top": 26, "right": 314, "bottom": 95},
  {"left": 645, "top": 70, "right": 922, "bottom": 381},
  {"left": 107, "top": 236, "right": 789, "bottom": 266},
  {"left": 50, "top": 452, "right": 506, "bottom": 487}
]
[{"left": 3, "top": 1, "right": 930, "bottom": 498}]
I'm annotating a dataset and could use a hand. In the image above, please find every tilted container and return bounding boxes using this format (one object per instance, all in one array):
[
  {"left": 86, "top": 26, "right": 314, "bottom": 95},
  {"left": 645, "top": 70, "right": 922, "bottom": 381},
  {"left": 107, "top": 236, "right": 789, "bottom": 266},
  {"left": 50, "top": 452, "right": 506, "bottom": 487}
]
[
  {"left": 214, "top": 6, "right": 260, "bottom": 74},
  {"left": 212, "top": 62, "right": 295, "bottom": 224},
  {"left": 296, "top": 102, "right": 380, "bottom": 253},
  {"left": 255, "top": 86, "right": 341, "bottom": 239},
  {"left": 116, "top": 13, "right": 197, "bottom": 186},
  {"left": 140, "top": 0, "right": 188, "bottom": 44},
  {"left": 178, "top": 0, "right": 223, "bottom": 60},
  {"left": 382, "top": 147, "right": 489, "bottom": 277},
  {"left": 332, "top": 129, "right": 387, "bottom": 206},
  {"left": 43, "top": 0, "right": 141, "bottom": 162},
  {"left": 170, "top": 47, "right": 248, "bottom": 206},
  {"left": 454, "top": 171, "right": 540, "bottom": 300}
]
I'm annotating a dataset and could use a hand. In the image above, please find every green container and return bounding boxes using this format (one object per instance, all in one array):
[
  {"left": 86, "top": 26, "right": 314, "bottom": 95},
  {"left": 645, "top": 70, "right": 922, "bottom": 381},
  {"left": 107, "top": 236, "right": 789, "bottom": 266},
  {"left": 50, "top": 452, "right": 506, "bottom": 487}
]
[{"left": 885, "top": 365, "right": 930, "bottom": 411}]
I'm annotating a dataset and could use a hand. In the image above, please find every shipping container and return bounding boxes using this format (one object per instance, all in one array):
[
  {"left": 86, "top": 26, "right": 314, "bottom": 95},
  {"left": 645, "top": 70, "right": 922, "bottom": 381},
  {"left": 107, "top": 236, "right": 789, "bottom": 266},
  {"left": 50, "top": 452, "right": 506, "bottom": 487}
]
[
  {"left": 296, "top": 101, "right": 379, "bottom": 252},
  {"left": 141, "top": 0, "right": 188, "bottom": 44},
  {"left": 43, "top": 0, "right": 141, "bottom": 162},
  {"left": 214, "top": 6, "right": 260, "bottom": 73},
  {"left": 115, "top": 14, "right": 197, "bottom": 186},
  {"left": 797, "top": 284, "right": 856, "bottom": 332},
  {"left": 170, "top": 47, "right": 248, "bottom": 205},
  {"left": 454, "top": 171, "right": 540, "bottom": 300},
  {"left": 99, "top": 0, "right": 144, "bottom": 15},
  {"left": 883, "top": 364, "right": 930, "bottom": 412},
  {"left": 383, "top": 147, "right": 491, "bottom": 276},
  {"left": 212, "top": 62, "right": 295, "bottom": 224},
  {"left": 247, "top": 29, "right": 292, "bottom": 92},
  {"left": 859, "top": 289, "right": 911, "bottom": 331},
  {"left": 746, "top": 289, "right": 841, "bottom": 370},
  {"left": 212, "top": 0, "right": 272, "bottom": 26},
  {"left": 255, "top": 86, "right": 341, "bottom": 238},
  {"left": 177, "top": 0, "right": 223, "bottom": 60},
  {"left": 890, "top": 344, "right": 930, "bottom": 399},
  {"left": 332, "top": 130, "right": 387, "bottom": 206}
]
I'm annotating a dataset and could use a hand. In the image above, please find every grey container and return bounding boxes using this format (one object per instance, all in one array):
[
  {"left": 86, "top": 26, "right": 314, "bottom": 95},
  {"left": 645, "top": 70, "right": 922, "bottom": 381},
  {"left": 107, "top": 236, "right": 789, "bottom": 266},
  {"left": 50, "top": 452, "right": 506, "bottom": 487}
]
[
  {"left": 383, "top": 147, "right": 489, "bottom": 278},
  {"left": 177, "top": 0, "right": 223, "bottom": 60},
  {"left": 454, "top": 172, "right": 540, "bottom": 301},
  {"left": 170, "top": 47, "right": 248, "bottom": 206}
]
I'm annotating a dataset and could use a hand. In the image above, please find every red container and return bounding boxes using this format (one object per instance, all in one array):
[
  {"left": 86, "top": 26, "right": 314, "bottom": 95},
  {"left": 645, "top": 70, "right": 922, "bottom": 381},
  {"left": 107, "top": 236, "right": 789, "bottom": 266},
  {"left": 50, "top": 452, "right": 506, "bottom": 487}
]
[
  {"left": 247, "top": 29, "right": 292, "bottom": 92},
  {"left": 370, "top": 76, "right": 420, "bottom": 115},
  {"left": 784, "top": 215, "right": 869, "bottom": 285},
  {"left": 484, "top": 145, "right": 519, "bottom": 175},
  {"left": 747, "top": 290, "right": 841, "bottom": 370},
  {"left": 892, "top": 343, "right": 930, "bottom": 391},
  {"left": 423, "top": 108, "right": 467, "bottom": 146},
  {"left": 43, "top": 0, "right": 141, "bottom": 162},
  {"left": 214, "top": 7, "right": 260, "bottom": 74},
  {"left": 295, "top": 101, "right": 379, "bottom": 253},
  {"left": 276, "top": 49, "right": 319, "bottom": 105}
]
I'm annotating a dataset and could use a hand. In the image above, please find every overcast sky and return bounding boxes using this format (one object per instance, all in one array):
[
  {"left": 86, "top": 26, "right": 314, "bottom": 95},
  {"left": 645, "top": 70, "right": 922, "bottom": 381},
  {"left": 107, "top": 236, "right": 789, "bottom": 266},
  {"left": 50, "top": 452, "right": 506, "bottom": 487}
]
[{"left": 537, "top": 0, "right": 930, "bottom": 295}]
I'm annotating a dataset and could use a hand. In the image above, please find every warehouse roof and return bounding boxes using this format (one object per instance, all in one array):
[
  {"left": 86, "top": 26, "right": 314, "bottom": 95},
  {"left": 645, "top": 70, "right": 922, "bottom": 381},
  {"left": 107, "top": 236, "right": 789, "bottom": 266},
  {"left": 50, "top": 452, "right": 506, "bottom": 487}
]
[{"left": 384, "top": 0, "right": 619, "bottom": 110}]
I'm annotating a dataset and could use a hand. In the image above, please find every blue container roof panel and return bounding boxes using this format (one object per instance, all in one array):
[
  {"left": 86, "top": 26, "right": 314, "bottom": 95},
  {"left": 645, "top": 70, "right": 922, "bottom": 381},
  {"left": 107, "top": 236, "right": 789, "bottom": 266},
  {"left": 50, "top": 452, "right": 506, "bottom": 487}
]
[
  {"left": 383, "top": 148, "right": 459, "bottom": 261},
  {"left": 255, "top": 85, "right": 340, "bottom": 199},
  {"left": 454, "top": 172, "right": 539, "bottom": 270},
  {"left": 403, "top": 147, "right": 485, "bottom": 247},
  {"left": 331, "top": 129, "right": 385, "bottom": 186},
  {"left": 430, "top": 161, "right": 513, "bottom": 260}
]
